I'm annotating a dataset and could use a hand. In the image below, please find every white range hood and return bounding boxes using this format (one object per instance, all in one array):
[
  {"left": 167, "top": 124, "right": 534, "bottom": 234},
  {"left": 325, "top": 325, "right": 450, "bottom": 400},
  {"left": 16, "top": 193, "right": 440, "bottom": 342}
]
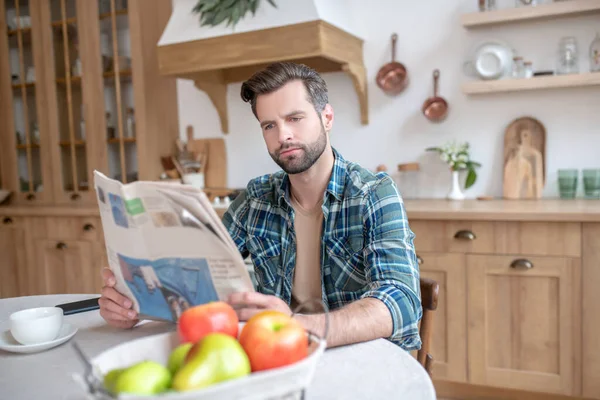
[{"left": 157, "top": 0, "right": 368, "bottom": 134}]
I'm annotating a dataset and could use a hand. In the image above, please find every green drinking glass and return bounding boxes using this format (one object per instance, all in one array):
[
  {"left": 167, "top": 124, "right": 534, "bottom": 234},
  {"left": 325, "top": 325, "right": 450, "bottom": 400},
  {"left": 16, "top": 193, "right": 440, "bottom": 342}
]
[
  {"left": 557, "top": 169, "right": 578, "bottom": 199},
  {"left": 583, "top": 169, "right": 600, "bottom": 199}
]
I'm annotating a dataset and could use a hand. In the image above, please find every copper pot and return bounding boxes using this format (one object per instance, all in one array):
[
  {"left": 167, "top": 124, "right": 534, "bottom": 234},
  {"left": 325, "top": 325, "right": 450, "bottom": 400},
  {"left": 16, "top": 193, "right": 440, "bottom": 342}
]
[
  {"left": 422, "top": 69, "right": 448, "bottom": 122},
  {"left": 376, "top": 33, "right": 408, "bottom": 95}
]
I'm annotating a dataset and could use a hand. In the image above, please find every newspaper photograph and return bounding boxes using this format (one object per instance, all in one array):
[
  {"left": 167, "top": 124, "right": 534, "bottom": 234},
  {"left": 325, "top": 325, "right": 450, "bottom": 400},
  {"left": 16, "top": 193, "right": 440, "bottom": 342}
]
[{"left": 93, "top": 170, "right": 255, "bottom": 323}]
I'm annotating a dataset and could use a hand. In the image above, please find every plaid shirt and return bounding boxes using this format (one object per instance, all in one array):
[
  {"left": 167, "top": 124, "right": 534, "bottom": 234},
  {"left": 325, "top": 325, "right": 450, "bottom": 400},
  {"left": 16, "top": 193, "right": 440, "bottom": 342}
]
[{"left": 222, "top": 149, "right": 422, "bottom": 350}]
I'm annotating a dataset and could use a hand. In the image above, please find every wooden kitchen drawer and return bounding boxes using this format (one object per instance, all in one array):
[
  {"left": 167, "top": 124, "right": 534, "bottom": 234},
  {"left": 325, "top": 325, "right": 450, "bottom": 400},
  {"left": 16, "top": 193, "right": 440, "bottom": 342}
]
[{"left": 410, "top": 220, "right": 581, "bottom": 257}]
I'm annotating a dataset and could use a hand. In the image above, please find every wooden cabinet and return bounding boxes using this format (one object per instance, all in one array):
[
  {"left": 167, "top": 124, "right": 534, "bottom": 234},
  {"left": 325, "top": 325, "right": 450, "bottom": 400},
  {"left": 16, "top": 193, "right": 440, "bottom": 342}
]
[
  {"left": 0, "top": 0, "right": 178, "bottom": 206},
  {"left": 0, "top": 1, "right": 178, "bottom": 298},
  {"left": 0, "top": 215, "right": 106, "bottom": 298},
  {"left": 34, "top": 238, "right": 102, "bottom": 294},
  {"left": 467, "top": 254, "right": 581, "bottom": 396},
  {"left": 0, "top": 215, "right": 27, "bottom": 297},
  {"left": 412, "top": 219, "right": 584, "bottom": 397}
]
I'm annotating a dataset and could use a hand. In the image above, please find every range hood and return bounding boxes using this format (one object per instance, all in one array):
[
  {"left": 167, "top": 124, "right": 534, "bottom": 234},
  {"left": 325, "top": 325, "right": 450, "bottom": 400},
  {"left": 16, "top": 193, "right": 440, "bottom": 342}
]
[{"left": 157, "top": 0, "right": 368, "bottom": 134}]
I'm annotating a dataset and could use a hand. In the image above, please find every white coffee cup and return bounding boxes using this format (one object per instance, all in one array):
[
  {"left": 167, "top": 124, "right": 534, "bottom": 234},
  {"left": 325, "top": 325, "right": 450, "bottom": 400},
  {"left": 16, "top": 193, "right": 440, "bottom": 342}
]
[{"left": 10, "top": 307, "right": 63, "bottom": 345}]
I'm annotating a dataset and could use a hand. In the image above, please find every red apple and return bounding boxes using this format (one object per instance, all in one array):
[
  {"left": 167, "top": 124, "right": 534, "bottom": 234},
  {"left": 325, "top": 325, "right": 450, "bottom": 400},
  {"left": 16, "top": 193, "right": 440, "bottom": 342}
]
[
  {"left": 177, "top": 302, "right": 238, "bottom": 344},
  {"left": 238, "top": 310, "right": 308, "bottom": 372}
]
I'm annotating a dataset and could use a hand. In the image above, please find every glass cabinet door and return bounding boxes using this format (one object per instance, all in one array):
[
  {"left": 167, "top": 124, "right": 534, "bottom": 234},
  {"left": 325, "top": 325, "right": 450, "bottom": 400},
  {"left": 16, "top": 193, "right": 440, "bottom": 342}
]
[
  {"left": 49, "top": 0, "right": 89, "bottom": 201},
  {"left": 99, "top": 0, "right": 137, "bottom": 184},
  {"left": 1, "top": 0, "right": 52, "bottom": 203}
]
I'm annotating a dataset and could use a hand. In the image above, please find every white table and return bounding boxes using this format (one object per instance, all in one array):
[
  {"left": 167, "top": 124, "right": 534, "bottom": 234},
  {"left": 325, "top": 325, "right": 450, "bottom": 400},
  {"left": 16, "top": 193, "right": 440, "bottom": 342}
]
[{"left": 0, "top": 294, "right": 436, "bottom": 400}]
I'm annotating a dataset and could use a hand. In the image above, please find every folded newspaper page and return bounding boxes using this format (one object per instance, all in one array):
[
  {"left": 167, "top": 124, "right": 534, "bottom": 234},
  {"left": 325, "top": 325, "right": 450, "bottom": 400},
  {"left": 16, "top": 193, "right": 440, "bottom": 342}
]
[{"left": 93, "top": 170, "right": 255, "bottom": 323}]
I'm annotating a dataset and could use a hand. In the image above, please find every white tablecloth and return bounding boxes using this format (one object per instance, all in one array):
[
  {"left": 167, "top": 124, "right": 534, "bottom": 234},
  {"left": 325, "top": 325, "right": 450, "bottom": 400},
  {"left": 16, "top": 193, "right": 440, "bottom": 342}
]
[{"left": 0, "top": 294, "right": 436, "bottom": 400}]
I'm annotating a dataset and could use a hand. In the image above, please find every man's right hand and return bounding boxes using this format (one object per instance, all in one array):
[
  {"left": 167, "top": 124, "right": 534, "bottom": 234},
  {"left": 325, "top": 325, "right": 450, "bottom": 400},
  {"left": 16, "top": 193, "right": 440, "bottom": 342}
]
[{"left": 99, "top": 268, "right": 139, "bottom": 329}]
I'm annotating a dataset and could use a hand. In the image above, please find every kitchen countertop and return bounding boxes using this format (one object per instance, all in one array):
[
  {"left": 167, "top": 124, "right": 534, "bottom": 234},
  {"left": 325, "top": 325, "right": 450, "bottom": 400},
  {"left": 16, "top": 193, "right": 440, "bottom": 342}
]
[
  {"left": 2, "top": 199, "right": 600, "bottom": 222},
  {"left": 403, "top": 198, "right": 600, "bottom": 222}
]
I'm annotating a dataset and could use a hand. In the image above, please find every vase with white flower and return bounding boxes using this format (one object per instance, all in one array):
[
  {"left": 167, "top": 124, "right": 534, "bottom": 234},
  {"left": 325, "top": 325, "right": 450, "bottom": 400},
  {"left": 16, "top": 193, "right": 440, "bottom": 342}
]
[{"left": 426, "top": 141, "right": 481, "bottom": 200}]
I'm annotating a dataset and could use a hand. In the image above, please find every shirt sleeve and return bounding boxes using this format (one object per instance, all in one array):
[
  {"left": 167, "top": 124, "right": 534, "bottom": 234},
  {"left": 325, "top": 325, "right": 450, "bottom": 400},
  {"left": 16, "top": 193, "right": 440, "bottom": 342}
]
[
  {"left": 359, "top": 174, "right": 423, "bottom": 350},
  {"left": 221, "top": 189, "right": 250, "bottom": 258}
]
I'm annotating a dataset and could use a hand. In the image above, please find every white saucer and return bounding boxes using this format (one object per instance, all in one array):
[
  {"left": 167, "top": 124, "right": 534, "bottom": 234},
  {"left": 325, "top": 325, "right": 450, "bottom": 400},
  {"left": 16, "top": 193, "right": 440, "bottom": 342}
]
[{"left": 0, "top": 323, "right": 78, "bottom": 354}]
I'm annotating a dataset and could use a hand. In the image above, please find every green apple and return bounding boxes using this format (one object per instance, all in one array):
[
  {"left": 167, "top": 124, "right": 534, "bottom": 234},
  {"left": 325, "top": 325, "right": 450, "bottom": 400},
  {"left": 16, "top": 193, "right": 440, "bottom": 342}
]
[
  {"left": 172, "top": 333, "right": 251, "bottom": 392},
  {"left": 103, "top": 368, "right": 125, "bottom": 394},
  {"left": 167, "top": 342, "right": 193, "bottom": 375},
  {"left": 114, "top": 360, "right": 171, "bottom": 395}
]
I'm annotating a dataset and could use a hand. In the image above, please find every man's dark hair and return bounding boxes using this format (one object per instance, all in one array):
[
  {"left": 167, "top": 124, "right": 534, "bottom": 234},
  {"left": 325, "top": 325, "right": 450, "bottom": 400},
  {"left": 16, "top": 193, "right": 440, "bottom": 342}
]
[{"left": 240, "top": 62, "right": 328, "bottom": 119}]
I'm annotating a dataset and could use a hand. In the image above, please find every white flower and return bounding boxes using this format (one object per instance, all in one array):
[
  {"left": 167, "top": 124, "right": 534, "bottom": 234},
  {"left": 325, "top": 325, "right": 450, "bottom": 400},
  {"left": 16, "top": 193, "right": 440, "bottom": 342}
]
[
  {"left": 458, "top": 154, "right": 468, "bottom": 162},
  {"left": 441, "top": 153, "right": 449, "bottom": 162}
]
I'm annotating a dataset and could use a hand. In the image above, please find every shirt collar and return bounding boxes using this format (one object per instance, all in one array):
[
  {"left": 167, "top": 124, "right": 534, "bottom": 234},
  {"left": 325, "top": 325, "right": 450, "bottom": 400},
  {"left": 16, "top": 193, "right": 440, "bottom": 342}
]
[{"left": 277, "top": 147, "right": 346, "bottom": 207}]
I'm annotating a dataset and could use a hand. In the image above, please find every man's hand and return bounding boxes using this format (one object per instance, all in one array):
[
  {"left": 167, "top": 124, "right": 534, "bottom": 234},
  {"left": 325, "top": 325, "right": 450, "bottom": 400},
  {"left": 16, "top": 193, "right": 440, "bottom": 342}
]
[
  {"left": 98, "top": 268, "right": 139, "bottom": 329},
  {"left": 227, "top": 292, "right": 291, "bottom": 321}
]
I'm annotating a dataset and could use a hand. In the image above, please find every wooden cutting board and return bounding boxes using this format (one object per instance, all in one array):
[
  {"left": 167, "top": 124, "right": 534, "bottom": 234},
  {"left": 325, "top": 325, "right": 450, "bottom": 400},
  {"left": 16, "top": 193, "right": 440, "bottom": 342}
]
[
  {"left": 185, "top": 126, "right": 227, "bottom": 189},
  {"left": 502, "top": 117, "right": 546, "bottom": 199}
]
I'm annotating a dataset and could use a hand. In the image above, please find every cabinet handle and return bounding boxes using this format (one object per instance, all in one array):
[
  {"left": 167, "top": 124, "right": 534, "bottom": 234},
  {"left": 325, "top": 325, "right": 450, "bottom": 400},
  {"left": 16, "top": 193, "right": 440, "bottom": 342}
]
[
  {"left": 510, "top": 258, "right": 533, "bottom": 270},
  {"left": 454, "top": 230, "right": 476, "bottom": 241},
  {"left": 71, "top": 193, "right": 81, "bottom": 201},
  {"left": 26, "top": 193, "right": 35, "bottom": 201},
  {"left": 56, "top": 242, "right": 67, "bottom": 250},
  {"left": 83, "top": 223, "right": 95, "bottom": 231},
  {"left": 417, "top": 255, "right": 423, "bottom": 265},
  {"left": 2, "top": 217, "right": 13, "bottom": 225}
]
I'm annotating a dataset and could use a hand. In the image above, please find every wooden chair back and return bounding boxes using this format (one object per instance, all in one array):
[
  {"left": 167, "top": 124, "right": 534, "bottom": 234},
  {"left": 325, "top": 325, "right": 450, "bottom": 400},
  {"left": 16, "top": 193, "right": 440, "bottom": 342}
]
[{"left": 417, "top": 277, "right": 439, "bottom": 376}]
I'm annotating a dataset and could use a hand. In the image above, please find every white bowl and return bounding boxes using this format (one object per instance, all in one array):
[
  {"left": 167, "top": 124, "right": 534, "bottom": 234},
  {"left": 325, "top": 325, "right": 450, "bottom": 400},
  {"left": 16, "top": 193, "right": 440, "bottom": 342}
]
[{"left": 10, "top": 307, "right": 63, "bottom": 345}]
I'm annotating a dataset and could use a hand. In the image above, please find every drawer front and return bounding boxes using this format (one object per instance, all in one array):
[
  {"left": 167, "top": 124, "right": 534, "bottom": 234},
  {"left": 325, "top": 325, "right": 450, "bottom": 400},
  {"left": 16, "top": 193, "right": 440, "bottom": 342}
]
[
  {"left": 411, "top": 220, "right": 581, "bottom": 257},
  {"left": 44, "top": 217, "right": 104, "bottom": 242}
]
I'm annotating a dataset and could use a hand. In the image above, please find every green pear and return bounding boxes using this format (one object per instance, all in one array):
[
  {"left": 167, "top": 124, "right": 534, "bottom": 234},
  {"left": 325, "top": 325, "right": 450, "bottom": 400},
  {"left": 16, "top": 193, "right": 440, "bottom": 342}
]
[
  {"left": 172, "top": 333, "right": 251, "bottom": 392},
  {"left": 167, "top": 342, "right": 193, "bottom": 375},
  {"left": 114, "top": 360, "right": 171, "bottom": 395},
  {"left": 103, "top": 368, "right": 125, "bottom": 394}
]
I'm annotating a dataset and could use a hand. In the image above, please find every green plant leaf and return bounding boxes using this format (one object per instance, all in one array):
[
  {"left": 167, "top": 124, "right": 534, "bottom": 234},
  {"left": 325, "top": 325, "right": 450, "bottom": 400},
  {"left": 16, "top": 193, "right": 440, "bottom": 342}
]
[
  {"left": 250, "top": 0, "right": 258, "bottom": 14},
  {"left": 266, "top": 0, "right": 278, "bottom": 8},
  {"left": 425, "top": 147, "right": 441, "bottom": 152},
  {"left": 465, "top": 168, "right": 477, "bottom": 189}
]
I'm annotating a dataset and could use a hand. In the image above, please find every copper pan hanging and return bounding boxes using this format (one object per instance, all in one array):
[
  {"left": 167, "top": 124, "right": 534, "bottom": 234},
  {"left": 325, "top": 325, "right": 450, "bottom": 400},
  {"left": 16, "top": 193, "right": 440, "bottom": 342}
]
[
  {"left": 376, "top": 33, "right": 409, "bottom": 96},
  {"left": 422, "top": 69, "right": 448, "bottom": 122}
]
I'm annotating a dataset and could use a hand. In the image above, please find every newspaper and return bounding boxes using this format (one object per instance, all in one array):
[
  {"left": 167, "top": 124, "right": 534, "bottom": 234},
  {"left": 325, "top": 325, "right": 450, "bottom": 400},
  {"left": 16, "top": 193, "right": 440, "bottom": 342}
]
[{"left": 93, "top": 170, "right": 255, "bottom": 323}]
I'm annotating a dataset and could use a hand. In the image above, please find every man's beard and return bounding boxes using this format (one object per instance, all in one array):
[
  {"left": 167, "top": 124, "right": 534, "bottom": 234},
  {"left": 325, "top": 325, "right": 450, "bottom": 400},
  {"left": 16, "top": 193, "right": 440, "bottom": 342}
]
[{"left": 270, "top": 123, "right": 327, "bottom": 175}]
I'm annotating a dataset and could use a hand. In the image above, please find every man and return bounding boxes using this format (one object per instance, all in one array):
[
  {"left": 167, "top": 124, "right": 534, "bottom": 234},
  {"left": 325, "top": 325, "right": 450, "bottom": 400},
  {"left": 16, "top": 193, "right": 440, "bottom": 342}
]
[{"left": 99, "top": 62, "right": 422, "bottom": 350}]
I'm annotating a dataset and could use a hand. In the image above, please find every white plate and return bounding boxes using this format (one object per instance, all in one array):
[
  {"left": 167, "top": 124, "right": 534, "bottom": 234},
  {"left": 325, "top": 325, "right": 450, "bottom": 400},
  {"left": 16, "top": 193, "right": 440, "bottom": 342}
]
[
  {"left": 465, "top": 39, "right": 516, "bottom": 80},
  {"left": 0, "top": 323, "right": 78, "bottom": 354}
]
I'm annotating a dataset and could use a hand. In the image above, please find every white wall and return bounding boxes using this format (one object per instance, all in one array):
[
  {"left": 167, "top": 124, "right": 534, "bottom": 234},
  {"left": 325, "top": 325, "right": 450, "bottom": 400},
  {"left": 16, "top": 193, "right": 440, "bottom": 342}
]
[{"left": 175, "top": 0, "right": 600, "bottom": 199}]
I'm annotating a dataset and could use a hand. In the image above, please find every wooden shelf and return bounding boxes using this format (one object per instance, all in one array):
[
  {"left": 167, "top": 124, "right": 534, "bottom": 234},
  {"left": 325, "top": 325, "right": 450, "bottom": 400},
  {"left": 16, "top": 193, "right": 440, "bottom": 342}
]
[
  {"left": 12, "top": 81, "right": 35, "bottom": 89},
  {"left": 59, "top": 141, "right": 86, "bottom": 147},
  {"left": 7, "top": 27, "right": 32, "bottom": 36},
  {"left": 462, "top": 72, "right": 600, "bottom": 94},
  {"left": 51, "top": 9, "right": 127, "bottom": 28},
  {"left": 16, "top": 143, "right": 40, "bottom": 150},
  {"left": 56, "top": 69, "right": 132, "bottom": 85},
  {"left": 99, "top": 9, "right": 128, "bottom": 20},
  {"left": 107, "top": 137, "right": 136, "bottom": 144},
  {"left": 461, "top": 0, "right": 600, "bottom": 28}
]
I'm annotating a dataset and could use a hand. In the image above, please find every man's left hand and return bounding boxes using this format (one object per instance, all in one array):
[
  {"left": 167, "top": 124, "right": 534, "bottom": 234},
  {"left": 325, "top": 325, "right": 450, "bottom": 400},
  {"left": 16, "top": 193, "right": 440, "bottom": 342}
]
[{"left": 227, "top": 292, "right": 291, "bottom": 321}]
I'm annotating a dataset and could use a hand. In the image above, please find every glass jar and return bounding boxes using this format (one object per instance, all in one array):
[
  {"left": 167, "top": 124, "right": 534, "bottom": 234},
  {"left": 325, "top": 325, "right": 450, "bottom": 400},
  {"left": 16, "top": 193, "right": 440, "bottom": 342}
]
[
  {"left": 557, "top": 36, "right": 579, "bottom": 75},
  {"left": 512, "top": 57, "right": 525, "bottom": 78},
  {"left": 480, "top": 0, "right": 496, "bottom": 11},
  {"left": 590, "top": 32, "right": 600, "bottom": 72},
  {"left": 523, "top": 61, "right": 533, "bottom": 78}
]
